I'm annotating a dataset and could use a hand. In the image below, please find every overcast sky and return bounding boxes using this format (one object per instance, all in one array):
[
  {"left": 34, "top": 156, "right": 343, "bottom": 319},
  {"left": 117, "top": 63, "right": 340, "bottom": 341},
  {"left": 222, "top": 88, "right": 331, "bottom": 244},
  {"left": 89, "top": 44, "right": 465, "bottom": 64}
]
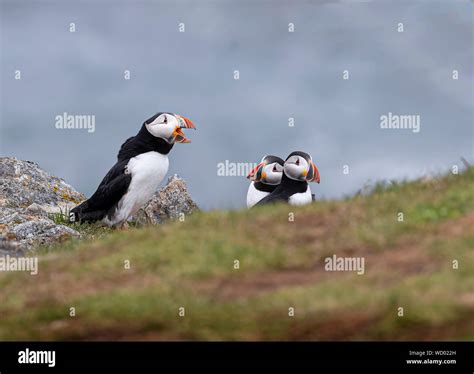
[{"left": 1, "top": 0, "right": 472, "bottom": 209}]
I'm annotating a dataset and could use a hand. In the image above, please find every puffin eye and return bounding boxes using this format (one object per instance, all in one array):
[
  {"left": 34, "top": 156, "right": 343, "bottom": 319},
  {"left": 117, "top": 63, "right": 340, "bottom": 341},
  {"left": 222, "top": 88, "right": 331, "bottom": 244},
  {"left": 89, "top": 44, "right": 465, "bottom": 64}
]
[
  {"left": 163, "top": 116, "right": 167, "bottom": 124},
  {"left": 273, "top": 165, "right": 277, "bottom": 172},
  {"left": 296, "top": 158, "right": 300, "bottom": 166}
]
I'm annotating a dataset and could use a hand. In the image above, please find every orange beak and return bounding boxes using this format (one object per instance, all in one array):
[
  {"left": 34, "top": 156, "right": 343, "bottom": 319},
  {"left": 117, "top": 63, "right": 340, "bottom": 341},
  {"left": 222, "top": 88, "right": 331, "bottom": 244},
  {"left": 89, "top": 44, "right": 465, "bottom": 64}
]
[
  {"left": 173, "top": 127, "right": 191, "bottom": 143},
  {"left": 174, "top": 115, "right": 196, "bottom": 143},
  {"left": 247, "top": 162, "right": 265, "bottom": 181},
  {"left": 311, "top": 162, "right": 320, "bottom": 183},
  {"left": 179, "top": 116, "right": 196, "bottom": 130}
]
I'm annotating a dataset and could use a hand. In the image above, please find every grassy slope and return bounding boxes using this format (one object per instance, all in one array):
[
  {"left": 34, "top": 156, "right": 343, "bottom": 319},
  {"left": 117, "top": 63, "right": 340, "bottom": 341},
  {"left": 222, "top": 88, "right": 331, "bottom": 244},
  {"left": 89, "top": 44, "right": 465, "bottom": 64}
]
[{"left": 0, "top": 168, "right": 473, "bottom": 341}]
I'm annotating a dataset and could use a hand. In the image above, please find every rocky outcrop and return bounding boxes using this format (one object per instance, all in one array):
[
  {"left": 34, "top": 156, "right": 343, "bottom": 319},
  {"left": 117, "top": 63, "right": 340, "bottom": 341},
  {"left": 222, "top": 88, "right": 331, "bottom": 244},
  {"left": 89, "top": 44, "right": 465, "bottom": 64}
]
[
  {"left": 135, "top": 175, "right": 198, "bottom": 225},
  {"left": 0, "top": 157, "right": 85, "bottom": 209},
  {"left": 0, "top": 158, "right": 198, "bottom": 253},
  {"left": 0, "top": 157, "right": 85, "bottom": 253}
]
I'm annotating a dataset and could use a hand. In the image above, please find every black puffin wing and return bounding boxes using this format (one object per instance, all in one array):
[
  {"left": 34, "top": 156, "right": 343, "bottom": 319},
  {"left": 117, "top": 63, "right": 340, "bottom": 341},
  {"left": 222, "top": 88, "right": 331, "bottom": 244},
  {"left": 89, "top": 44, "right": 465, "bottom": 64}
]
[
  {"left": 83, "top": 160, "right": 132, "bottom": 211},
  {"left": 254, "top": 188, "right": 288, "bottom": 207}
]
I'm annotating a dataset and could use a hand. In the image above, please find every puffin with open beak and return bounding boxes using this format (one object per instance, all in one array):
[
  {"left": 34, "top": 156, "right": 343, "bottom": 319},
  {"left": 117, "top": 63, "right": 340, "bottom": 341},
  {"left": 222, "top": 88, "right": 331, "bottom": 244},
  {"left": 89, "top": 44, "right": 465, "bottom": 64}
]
[
  {"left": 255, "top": 151, "right": 320, "bottom": 207},
  {"left": 246, "top": 155, "right": 284, "bottom": 208},
  {"left": 71, "top": 112, "right": 196, "bottom": 227}
]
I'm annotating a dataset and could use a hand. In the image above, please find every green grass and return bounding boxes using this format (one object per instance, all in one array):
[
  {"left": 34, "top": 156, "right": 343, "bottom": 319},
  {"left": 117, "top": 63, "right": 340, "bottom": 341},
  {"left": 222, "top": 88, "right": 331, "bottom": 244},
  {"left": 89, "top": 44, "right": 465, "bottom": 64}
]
[{"left": 0, "top": 167, "right": 473, "bottom": 340}]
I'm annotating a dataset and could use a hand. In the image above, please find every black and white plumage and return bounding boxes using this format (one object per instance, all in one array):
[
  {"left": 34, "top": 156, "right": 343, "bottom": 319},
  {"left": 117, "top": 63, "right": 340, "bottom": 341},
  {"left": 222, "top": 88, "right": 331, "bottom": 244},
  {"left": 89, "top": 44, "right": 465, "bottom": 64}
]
[
  {"left": 246, "top": 155, "right": 284, "bottom": 208},
  {"left": 71, "top": 112, "right": 196, "bottom": 227},
  {"left": 255, "top": 151, "right": 320, "bottom": 207}
]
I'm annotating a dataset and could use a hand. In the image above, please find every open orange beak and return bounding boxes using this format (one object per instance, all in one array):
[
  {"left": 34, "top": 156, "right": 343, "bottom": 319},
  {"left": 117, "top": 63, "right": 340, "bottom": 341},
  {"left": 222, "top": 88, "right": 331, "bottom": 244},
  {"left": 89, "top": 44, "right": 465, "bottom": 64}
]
[
  {"left": 174, "top": 115, "right": 196, "bottom": 143},
  {"left": 247, "top": 162, "right": 265, "bottom": 181}
]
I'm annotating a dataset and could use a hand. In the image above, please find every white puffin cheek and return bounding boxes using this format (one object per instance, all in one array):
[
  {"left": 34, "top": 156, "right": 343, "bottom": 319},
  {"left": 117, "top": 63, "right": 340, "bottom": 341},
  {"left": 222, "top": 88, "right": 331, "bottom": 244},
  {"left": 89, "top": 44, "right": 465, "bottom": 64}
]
[
  {"left": 146, "top": 123, "right": 175, "bottom": 141},
  {"left": 301, "top": 161, "right": 310, "bottom": 177},
  {"left": 160, "top": 123, "right": 176, "bottom": 142},
  {"left": 145, "top": 123, "right": 160, "bottom": 138},
  {"left": 166, "top": 123, "right": 178, "bottom": 142},
  {"left": 264, "top": 171, "right": 282, "bottom": 185},
  {"left": 284, "top": 164, "right": 301, "bottom": 180}
]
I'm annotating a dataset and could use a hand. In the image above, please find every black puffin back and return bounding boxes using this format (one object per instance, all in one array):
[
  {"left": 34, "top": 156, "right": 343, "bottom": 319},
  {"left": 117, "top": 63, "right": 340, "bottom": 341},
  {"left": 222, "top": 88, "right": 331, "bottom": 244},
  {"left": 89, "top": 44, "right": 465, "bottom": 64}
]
[{"left": 117, "top": 112, "right": 174, "bottom": 161}]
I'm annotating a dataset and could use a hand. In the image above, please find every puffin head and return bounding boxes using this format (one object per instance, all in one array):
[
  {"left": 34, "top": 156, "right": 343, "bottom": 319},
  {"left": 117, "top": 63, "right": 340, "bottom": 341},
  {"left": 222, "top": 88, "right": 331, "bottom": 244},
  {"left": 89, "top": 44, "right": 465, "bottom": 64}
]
[
  {"left": 247, "top": 155, "right": 284, "bottom": 185},
  {"left": 284, "top": 151, "right": 320, "bottom": 183},
  {"left": 144, "top": 112, "right": 196, "bottom": 144}
]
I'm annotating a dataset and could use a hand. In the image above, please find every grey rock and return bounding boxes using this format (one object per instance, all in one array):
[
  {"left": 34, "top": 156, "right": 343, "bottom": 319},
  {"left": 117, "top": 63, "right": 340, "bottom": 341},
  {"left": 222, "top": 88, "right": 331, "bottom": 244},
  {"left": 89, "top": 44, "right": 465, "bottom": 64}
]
[
  {"left": 0, "top": 208, "right": 28, "bottom": 225},
  {"left": 11, "top": 219, "right": 80, "bottom": 249},
  {"left": 0, "top": 157, "right": 85, "bottom": 209},
  {"left": 135, "top": 174, "right": 198, "bottom": 225},
  {"left": 0, "top": 158, "right": 198, "bottom": 251},
  {"left": 0, "top": 157, "right": 84, "bottom": 251},
  {"left": 0, "top": 237, "right": 23, "bottom": 256}
]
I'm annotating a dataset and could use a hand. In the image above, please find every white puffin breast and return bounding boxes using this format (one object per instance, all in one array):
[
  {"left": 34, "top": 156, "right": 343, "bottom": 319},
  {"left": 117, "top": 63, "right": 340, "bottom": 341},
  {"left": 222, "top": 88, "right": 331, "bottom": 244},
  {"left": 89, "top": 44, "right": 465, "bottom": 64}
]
[
  {"left": 289, "top": 185, "right": 312, "bottom": 206},
  {"left": 246, "top": 182, "right": 270, "bottom": 208},
  {"left": 105, "top": 151, "right": 169, "bottom": 225}
]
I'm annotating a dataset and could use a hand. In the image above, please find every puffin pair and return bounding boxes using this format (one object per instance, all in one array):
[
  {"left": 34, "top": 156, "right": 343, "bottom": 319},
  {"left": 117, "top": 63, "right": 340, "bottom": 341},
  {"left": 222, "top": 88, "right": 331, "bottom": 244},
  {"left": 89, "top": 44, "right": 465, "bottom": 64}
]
[
  {"left": 71, "top": 112, "right": 196, "bottom": 227},
  {"left": 246, "top": 152, "right": 320, "bottom": 207}
]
